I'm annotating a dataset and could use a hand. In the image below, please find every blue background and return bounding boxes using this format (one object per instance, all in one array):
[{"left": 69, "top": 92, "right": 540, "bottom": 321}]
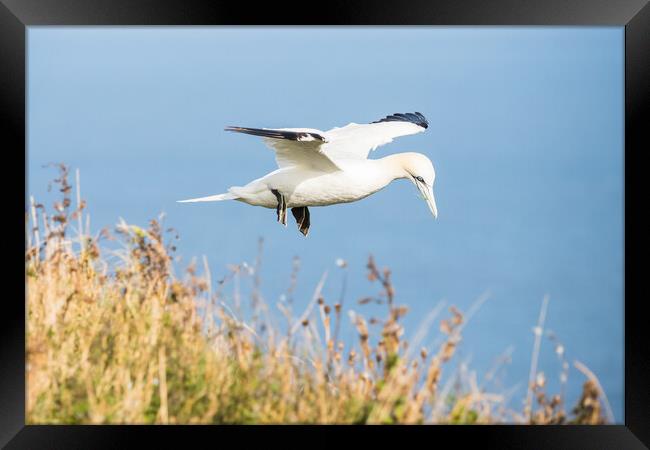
[{"left": 27, "top": 27, "right": 624, "bottom": 421}]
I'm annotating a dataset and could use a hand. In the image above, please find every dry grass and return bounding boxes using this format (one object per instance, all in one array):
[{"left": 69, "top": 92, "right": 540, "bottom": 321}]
[{"left": 25, "top": 164, "right": 611, "bottom": 424}]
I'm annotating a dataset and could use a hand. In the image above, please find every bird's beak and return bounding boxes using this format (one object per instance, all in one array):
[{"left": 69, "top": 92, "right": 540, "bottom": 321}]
[{"left": 417, "top": 182, "right": 438, "bottom": 219}]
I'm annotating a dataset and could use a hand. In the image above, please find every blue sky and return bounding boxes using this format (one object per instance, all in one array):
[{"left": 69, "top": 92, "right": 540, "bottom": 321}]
[{"left": 27, "top": 27, "right": 624, "bottom": 421}]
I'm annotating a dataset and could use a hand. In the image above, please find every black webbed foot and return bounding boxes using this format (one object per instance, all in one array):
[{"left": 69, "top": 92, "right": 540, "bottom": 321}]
[
  {"left": 271, "top": 189, "right": 287, "bottom": 226},
  {"left": 291, "top": 207, "right": 310, "bottom": 236}
]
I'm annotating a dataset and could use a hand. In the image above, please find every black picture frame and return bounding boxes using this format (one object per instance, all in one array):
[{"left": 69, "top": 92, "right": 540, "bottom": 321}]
[{"left": 3, "top": 0, "right": 648, "bottom": 447}]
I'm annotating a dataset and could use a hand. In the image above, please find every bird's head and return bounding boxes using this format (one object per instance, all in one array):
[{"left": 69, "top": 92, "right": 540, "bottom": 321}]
[{"left": 399, "top": 152, "right": 438, "bottom": 219}]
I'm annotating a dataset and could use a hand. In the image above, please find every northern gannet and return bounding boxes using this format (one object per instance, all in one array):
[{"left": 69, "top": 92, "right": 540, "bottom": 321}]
[{"left": 179, "top": 112, "right": 437, "bottom": 236}]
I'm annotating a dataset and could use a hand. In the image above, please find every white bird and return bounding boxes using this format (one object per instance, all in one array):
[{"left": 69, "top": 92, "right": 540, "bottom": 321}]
[{"left": 178, "top": 112, "right": 437, "bottom": 236}]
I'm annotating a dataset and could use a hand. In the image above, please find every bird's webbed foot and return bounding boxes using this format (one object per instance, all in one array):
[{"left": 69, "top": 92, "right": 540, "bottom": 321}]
[
  {"left": 291, "top": 207, "right": 310, "bottom": 237},
  {"left": 271, "top": 189, "right": 287, "bottom": 226}
]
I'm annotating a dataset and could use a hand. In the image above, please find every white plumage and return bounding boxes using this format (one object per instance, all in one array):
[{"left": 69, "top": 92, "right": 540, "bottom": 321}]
[{"left": 179, "top": 112, "right": 437, "bottom": 236}]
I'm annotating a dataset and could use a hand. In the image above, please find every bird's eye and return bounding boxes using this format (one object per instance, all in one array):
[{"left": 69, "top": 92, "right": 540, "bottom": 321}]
[{"left": 415, "top": 176, "right": 425, "bottom": 183}]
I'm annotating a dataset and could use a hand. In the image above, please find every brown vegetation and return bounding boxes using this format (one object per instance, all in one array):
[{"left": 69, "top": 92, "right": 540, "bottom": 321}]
[{"left": 25, "top": 164, "right": 611, "bottom": 424}]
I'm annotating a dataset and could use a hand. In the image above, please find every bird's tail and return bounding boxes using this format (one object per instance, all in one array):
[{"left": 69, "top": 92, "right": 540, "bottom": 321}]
[{"left": 177, "top": 192, "right": 237, "bottom": 203}]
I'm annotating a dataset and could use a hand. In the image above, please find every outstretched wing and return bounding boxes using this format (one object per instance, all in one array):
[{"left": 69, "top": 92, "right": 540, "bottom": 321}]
[
  {"left": 225, "top": 112, "right": 428, "bottom": 169},
  {"left": 225, "top": 126, "right": 341, "bottom": 172},
  {"left": 320, "top": 112, "right": 429, "bottom": 161}
]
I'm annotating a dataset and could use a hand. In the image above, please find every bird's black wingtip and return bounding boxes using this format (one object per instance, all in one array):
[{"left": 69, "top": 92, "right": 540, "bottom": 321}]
[
  {"left": 371, "top": 112, "right": 429, "bottom": 129},
  {"left": 224, "top": 126, "right": 326, "bottom": 142}
]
